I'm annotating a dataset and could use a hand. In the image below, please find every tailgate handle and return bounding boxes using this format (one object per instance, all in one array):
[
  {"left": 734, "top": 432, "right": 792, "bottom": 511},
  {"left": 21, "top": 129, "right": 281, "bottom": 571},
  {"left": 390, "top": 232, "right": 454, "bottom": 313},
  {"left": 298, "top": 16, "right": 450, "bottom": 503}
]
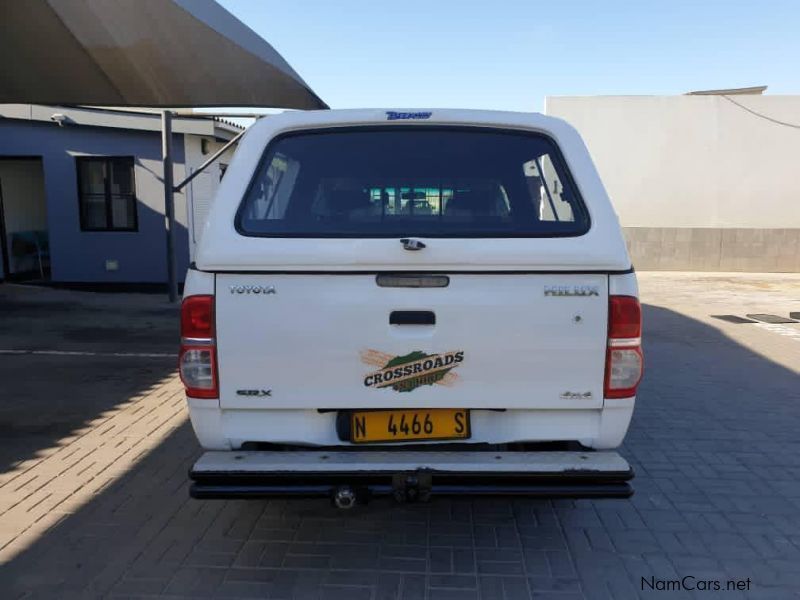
[{"left": 390, "top": 310, "right": 435, "bottom": 326}]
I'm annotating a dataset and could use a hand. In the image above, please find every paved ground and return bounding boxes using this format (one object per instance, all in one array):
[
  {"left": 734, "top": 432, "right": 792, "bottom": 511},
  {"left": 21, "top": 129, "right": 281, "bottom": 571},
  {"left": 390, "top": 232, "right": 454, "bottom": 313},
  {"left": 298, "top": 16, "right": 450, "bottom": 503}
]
[{"left": 0, "top": 274, "right": 798, "bottom": 599}]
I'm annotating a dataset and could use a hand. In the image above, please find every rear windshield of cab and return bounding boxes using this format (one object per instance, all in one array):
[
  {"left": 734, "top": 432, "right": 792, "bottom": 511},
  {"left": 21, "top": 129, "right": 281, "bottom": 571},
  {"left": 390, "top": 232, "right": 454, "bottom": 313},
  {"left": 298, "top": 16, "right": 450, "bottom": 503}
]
[{"left": 236, "top": 127, "right": 590, "bottom": 238}]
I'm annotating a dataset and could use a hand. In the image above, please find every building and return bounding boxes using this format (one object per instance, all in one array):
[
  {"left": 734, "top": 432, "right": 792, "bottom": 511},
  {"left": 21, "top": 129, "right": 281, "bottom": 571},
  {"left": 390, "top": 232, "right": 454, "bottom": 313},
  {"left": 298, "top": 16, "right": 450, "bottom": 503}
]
[
  {"left": 546, "top": 89, "right": 800, "bottom": 272},
  {"left": 0, "top": 105, "right": 241, "bottom": 284}
]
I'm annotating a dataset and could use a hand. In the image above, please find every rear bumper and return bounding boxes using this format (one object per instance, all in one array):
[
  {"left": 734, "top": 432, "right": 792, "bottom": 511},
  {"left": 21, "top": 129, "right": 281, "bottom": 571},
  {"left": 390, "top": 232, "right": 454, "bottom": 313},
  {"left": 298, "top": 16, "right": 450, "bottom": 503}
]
[
  {"left": 187, "top": 401, "right": 637, "bottom": 451},
  {"left": 189, "top": 450, "right": 634, "bottom": 501}
]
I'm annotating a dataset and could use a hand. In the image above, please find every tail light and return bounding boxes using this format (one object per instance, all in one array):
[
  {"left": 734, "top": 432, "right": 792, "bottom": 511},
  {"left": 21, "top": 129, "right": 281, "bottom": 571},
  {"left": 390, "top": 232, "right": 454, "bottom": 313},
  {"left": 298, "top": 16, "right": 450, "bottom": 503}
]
[
  {"left": 604, "top": 295, "right": 643, "bottom": 399},
  {"left": 179, "top": 295, "right": 218, "bottom": 399}
]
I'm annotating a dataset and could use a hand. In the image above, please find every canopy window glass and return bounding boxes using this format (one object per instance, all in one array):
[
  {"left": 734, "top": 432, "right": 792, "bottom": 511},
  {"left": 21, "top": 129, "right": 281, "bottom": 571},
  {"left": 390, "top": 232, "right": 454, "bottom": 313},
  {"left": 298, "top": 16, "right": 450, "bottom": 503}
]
[
  {"left": 238, "top": 127, "right": 589, "bottom": 238},
  {"left": 77, "top": 157, "right": 138, "bottom": 232}
]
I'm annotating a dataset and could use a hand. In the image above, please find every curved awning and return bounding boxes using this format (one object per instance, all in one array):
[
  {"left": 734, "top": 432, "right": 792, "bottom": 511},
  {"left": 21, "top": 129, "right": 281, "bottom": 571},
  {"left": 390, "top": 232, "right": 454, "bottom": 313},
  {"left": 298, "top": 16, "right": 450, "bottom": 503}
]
[{"left": 0, "top": 0, "right": 327, "bottom": 109}]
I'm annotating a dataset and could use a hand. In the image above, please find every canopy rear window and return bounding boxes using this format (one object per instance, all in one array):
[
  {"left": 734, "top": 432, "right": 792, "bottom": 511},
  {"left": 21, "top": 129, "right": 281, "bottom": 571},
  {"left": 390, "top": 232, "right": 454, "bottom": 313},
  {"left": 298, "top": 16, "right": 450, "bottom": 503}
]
[{"left": 236, "top": 127, "right": 589, "bottom": 238}]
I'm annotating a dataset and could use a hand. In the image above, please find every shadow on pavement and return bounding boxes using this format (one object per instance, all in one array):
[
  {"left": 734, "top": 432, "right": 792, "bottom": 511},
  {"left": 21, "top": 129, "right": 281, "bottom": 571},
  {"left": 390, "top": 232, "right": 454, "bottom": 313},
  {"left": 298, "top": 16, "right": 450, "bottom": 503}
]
[
  {"left": 1, "top": 303, "right": 799, "bottom": 599},
  {"left": 0, "top": 285, "right": 178, "bottom": 474}
]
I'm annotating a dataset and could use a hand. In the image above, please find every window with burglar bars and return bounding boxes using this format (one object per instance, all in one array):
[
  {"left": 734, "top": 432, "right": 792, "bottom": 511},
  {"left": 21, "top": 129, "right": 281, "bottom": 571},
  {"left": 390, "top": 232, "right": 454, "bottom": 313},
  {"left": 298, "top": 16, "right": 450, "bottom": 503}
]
[{"left": 76, "top": 157, "right": 138, "bottom": 231}]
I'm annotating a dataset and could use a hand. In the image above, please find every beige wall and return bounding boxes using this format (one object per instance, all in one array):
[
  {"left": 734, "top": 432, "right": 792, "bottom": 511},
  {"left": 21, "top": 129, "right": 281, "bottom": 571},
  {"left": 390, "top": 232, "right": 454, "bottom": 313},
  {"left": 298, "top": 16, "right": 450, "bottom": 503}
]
[{"left": 545, "top": 95, "right": 800, "bottom": 271}]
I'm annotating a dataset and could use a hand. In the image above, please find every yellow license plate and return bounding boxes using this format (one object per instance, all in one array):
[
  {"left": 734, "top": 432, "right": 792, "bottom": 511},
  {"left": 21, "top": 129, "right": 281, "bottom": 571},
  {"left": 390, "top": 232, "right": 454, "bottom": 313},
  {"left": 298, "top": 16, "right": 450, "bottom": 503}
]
[{"left": 351, "top": 409, "right": 470, "bottom": 443}]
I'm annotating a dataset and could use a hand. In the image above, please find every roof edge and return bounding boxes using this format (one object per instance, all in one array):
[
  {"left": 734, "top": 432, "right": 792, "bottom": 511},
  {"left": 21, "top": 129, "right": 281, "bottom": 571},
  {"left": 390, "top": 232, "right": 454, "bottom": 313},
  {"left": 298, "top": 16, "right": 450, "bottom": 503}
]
[{"left": 0, "top": 104, "right": 244, "bottom": 136}]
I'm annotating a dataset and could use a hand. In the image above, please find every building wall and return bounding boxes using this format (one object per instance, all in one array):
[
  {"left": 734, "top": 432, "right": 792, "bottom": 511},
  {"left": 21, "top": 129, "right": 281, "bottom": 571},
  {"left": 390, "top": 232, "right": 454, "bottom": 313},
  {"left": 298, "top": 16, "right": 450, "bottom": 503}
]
[
  {"left": 545, "top": 95, "right": 800, "bottom": 271},
  {"left": 0, "top": 120, "right": 190, "bottom": 283},
  {"left": 183, "top": 135, "right": 237, "bottom": 260}
]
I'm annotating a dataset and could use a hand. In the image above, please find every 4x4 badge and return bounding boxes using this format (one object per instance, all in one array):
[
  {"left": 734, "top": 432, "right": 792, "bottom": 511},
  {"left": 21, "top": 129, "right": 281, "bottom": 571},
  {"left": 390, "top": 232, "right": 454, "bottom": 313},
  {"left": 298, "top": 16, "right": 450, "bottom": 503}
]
[{"left": 560, "top": 391, "right": 593, "bottom": 400}]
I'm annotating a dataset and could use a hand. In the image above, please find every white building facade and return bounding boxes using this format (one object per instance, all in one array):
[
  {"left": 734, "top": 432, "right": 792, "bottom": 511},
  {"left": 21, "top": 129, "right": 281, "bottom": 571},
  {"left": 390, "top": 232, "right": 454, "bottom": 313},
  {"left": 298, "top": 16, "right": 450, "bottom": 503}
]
[{"left": 546, "top": 93, "right": 800, "bottom": 271}]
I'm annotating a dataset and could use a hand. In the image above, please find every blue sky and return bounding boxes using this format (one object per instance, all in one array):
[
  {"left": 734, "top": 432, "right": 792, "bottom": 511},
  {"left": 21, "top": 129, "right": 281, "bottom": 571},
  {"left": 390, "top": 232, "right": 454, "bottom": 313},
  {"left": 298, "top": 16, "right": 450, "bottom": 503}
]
[{"left": 218, "top": 0, "right": 799, "bottom": 111}]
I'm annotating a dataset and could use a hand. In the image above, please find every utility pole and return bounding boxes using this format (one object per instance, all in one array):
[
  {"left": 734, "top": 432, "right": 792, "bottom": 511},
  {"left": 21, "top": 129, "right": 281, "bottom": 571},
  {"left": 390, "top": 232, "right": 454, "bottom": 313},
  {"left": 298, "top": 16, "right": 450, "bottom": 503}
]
[{"left": 162, "top": 110, "right": 178, "bottom": 303}]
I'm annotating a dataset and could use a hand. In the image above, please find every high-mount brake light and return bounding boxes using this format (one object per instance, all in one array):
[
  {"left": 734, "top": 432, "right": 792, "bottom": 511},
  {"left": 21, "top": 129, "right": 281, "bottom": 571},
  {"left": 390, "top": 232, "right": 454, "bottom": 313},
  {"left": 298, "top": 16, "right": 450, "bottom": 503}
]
[
  {"left": 604, "top": 295, "right": 643, "bottom": 399},
  {"left": 179, "top": 295, "right": 218, "bottom": 399}
]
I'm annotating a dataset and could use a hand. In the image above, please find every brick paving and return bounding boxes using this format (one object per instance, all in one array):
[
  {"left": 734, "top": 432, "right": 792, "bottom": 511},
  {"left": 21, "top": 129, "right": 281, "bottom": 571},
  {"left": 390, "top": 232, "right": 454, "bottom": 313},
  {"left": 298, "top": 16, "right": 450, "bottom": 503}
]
[{"left": 0, "top": 274, "right": 799, "bottom": 599}]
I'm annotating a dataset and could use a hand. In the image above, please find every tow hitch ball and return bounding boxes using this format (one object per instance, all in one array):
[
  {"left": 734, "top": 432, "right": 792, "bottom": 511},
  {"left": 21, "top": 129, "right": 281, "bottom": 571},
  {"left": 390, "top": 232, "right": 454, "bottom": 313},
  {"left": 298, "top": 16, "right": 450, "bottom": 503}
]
[{"left": 332, "top": 485, "right": 356, "bottom": 509}]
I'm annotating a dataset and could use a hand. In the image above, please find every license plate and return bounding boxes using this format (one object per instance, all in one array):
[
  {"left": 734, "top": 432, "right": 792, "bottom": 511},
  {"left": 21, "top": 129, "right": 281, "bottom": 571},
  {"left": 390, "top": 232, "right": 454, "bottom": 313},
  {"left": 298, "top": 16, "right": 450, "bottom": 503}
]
[{"left": 350, "top": 409, "right": 470, "bottom": 444}]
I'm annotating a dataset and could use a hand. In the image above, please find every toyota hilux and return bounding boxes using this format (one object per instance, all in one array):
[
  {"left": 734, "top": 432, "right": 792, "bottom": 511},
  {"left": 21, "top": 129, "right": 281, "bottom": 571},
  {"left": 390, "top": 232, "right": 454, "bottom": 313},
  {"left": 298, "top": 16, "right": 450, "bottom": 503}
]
[{"left": 182, "top": 109, "right": 642, "bottom": 506}]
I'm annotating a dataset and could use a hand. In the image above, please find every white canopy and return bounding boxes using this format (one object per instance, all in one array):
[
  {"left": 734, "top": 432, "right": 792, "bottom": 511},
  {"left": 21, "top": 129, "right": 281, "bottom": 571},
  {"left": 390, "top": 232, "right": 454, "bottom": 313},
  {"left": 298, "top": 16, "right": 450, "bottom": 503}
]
[{"left": 0, "top": 0, "right": 327, "bottom": 109}]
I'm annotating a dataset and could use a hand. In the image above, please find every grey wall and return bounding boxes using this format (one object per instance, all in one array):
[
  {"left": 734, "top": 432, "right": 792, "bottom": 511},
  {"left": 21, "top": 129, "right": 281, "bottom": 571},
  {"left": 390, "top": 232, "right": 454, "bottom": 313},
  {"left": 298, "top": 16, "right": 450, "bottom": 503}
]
[
  {"left": 546, "top": 95, "right": 800, "bottom": 272},
  {"left": 0, "top": 120, "right": 189, "bottom": 283},
  {"left": 624, "top": 227, "right": 800, "bottom": 272}
]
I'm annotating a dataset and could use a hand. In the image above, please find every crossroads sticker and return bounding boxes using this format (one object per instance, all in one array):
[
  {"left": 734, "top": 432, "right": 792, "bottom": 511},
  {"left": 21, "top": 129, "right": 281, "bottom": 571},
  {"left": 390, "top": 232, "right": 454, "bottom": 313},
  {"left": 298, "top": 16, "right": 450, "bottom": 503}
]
[{"left": 360, "top": 349, "right": 464, "bottom": 393}]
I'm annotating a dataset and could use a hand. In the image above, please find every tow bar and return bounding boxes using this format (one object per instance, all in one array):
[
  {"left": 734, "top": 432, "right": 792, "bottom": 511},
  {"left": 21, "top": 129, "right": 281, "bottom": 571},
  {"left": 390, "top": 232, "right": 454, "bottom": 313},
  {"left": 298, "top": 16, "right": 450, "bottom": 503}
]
[
  {"left": 189, "top": 451, "right": 634, "bottom": 503},
  {"left": 392, "top": 472, "right": 432, "bottom": 503}
]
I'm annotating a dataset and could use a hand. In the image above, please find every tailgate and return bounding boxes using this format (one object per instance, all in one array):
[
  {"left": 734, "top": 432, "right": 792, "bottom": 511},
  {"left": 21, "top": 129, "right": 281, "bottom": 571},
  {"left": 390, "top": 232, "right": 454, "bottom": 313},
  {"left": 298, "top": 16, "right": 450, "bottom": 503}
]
[{"left": 216, "top": 273, "right": 608, "bottom": 410}]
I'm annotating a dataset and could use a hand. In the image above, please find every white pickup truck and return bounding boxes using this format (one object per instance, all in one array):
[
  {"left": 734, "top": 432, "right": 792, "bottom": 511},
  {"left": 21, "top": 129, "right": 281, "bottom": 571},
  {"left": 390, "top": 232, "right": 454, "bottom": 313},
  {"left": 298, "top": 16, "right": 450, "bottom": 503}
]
[{"left": 182, "top": 109, "right": 642, "bottom": 506}]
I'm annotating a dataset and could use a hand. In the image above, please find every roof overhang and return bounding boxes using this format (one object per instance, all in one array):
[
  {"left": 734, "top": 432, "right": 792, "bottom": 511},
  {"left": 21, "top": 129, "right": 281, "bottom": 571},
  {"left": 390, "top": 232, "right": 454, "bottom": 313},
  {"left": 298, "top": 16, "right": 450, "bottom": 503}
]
[
  {"left": 686, "top": 86, "right": 768, "bottom": 96},
  {"left": 0, "top": 0, "right": 327, "bottom": 110},
  {"left": 0, "top": 104, "right": 244, "bottom": 139}
]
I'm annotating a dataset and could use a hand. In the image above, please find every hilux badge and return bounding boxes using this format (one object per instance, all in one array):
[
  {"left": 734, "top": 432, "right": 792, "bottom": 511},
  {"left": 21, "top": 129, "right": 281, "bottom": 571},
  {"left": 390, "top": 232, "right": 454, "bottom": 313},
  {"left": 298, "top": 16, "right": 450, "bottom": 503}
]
[{"left": 544, "top": 285, "right": 599, "bottom": 297}]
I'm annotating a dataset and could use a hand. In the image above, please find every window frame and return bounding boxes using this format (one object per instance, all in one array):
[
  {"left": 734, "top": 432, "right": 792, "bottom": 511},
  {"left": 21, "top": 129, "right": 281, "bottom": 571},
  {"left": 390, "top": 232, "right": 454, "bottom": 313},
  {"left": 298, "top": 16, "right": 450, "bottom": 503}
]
[
  {"left": 76, "top": 156, "right": 139, "bottom": 232},
  {"left": 235, "top": 125, "right": 591, "bottom": 239}
]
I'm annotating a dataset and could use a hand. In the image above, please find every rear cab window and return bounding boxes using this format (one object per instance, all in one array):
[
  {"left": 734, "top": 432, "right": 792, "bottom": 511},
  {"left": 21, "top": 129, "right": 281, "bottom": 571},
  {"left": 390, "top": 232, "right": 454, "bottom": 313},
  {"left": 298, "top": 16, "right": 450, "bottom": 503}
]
[{"left": 236, "top": 127, "right": 589, "bottom": 237}]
